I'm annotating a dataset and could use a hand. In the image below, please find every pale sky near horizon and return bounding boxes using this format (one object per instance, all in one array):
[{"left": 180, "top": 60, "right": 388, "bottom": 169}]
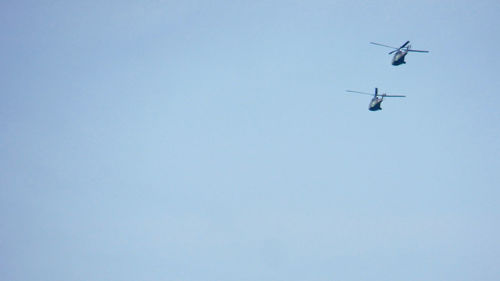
[{"left": 1, "top": 1, "right": 500, "bottom": 280}]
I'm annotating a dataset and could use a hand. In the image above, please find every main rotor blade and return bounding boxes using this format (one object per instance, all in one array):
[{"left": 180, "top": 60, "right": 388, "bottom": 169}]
[
  {"left": 370, "top": 42, "right": 398, "bottom": 49},
  {"left": 381, "top": 94, "right": 406, "bottom": 98},
  {"left": 407, "top": 49, "right": 429, "bottom": 53},
  {"left": 346, "top": 90, "right": 374, "bottom": 96},
  {"left": 400, "top": 40, "right": 410, "bottom": 49}
]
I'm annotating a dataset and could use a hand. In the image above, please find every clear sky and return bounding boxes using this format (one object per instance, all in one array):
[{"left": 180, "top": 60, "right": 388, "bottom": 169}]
[{"left": 1, "top": 1, "right": 500, "bottom": 280}]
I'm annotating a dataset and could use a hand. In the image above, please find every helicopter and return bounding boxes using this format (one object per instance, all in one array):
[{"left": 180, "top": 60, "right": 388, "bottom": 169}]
[
  {"left": 346, "top": 88, "right": 405, "bottom": 111},
  {"left": 370, "top": 41, "right": 429, "bottom": 65}
]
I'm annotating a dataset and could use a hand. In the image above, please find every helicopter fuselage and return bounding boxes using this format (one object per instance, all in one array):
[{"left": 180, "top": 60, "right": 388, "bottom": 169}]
[
  {"left": 392, "top": 50, "right": 407, "bottom": 66},
  {"left": 369, "top": 97, "right": 383, "bottom": 111}
]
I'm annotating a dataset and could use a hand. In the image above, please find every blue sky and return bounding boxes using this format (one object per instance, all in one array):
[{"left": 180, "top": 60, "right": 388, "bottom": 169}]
[{"left": 1, "top": 1, "right": 500, "bottom": 280}]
